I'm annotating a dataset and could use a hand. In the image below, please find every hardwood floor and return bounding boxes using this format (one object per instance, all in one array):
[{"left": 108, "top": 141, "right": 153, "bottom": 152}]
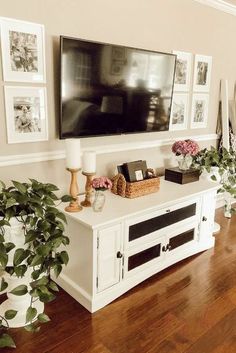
[{"left": 2, "top": 208, "right": 236, "bottom": 353}]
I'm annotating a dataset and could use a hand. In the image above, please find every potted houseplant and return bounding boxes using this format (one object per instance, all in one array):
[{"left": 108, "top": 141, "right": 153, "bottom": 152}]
[
  {"left": 192, "top": 146, "right": 236, "bottom": 217},
  {"left": 0, "top": 179, "right": 72, "bottom": 348}
]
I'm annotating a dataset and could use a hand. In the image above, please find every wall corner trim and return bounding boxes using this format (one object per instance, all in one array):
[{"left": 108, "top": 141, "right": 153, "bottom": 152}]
[
  {"left": 0, "top": 134, "right": 218, "bottom": 167},
  {"left": 193, "top": 0, "right": 236, "bottom": 16}
]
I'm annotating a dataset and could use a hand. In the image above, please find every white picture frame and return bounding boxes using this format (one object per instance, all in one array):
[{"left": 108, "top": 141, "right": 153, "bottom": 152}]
[
  {"left": 193, "top": 54, "right": 212, "bottom": 92},
  {"left": 172, "top": 51, "right": 192, "bottom": 92},
  {"left": 191, "top": 93, "right": 209, "bottom": 129},
  {"left": 0, "top": 17, "right": 46, "bottom": 82},
  {"left": 169, "top": 93, "right": 189, "bottom": 131},
  {"left": 4, "top": 86, "right": 48, "bottom": 144}
]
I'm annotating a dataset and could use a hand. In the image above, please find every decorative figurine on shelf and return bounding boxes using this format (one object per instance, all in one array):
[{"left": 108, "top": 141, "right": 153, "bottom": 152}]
[
  {"left": 91, "top": 176, "right": 112, "bottom": 212},
  {"left": 81, "top": 151, "right": 96, "bottom": 207},
  {"left": 65, "top": 139, "right": 82, "bottom": 212},
  {"left": 145, "top": 168, "right": 157, "bottom": 179},
  {"left": 172, "top": 139, "right": 200, "bottom": 171}
]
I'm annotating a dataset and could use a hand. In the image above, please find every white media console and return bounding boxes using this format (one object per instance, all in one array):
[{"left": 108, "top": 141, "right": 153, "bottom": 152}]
[{"left": 54, "top": 178, "right": 218, "bottom": 313}]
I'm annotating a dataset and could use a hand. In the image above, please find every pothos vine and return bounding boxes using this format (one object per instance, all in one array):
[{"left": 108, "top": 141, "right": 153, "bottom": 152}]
[{"left": 0, "top": 179, "right": 72, "bottom": 348}]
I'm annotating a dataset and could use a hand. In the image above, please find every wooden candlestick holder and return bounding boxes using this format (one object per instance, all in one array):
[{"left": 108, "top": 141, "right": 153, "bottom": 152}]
[
  {"left": 65, "top": 168, "right": 83, "bottom": 212},
  {"left": 81, "top": 172, "right": 95, "bottom": 207}
]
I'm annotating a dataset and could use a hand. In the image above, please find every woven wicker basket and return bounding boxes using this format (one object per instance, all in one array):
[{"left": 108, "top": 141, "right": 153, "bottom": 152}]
[
  {"left": 111, "top": 174, "right": 160, "bottom": 198},
  {"left": 126, "top": 177, "right": 160, "bottom": 198}
]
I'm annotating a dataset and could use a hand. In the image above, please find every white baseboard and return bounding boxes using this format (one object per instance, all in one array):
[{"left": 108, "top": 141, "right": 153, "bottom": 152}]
[{"left": 0, "top": 133, "right": 218, "bottom": 167}]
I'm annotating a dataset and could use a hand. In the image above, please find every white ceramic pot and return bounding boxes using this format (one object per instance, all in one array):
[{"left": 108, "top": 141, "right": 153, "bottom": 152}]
[{"left": 0, "top": 218, "right": 44, "bottom": 328}]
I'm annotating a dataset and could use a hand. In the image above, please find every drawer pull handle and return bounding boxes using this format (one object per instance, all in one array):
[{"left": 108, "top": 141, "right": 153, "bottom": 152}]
[
  {"left": 166, "top": 209, "right": 171, "bottom": 213},
  {"left": 202, "top": 216, "right": 207, "bottom": 222},
  {"left": 117, "top": 251, "right": 123, "bottom": 259}
]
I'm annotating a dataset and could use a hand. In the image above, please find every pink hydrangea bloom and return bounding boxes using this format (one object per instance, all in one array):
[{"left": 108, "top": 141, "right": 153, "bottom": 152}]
[
  {"left": 91, "top": 176, "right": 112, "bottom": 191},
  {"left": 172, "top": 139, "right": 199, "bottom": 156}
]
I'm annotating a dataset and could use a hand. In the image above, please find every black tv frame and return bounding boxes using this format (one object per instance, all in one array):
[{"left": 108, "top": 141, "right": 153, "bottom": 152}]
[{"left": 59, "top": 35, "right": 176, "bottom": 139}]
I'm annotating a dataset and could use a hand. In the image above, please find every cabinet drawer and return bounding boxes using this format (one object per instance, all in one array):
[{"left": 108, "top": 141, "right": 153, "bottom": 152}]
[{"left": 125, "top": 198, "right": 200, "bottom": 249}]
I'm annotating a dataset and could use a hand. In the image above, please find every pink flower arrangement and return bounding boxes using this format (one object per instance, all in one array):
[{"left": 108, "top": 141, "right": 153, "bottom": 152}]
[
  {"left": 172, "top": 139, "right": 199, "bottom": 156},
  {"left": 91, "top": 176, "right": 112, "bottom": 191}
]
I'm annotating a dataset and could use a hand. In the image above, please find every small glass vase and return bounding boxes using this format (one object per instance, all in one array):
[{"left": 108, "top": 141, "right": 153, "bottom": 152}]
[
  {"left": 177, "top": 155, "right": 193, "bottom": 171},
  {"left": 93, "top": 190, "right": 105, "bottom": 212}
]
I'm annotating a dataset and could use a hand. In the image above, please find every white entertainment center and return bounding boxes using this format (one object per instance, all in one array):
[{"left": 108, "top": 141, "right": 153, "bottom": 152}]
[{"left": 54, "top": 178, "right": 218, "bottom": 313}]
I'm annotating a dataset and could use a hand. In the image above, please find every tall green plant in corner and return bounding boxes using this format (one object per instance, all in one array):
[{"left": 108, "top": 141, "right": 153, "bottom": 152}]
[{"left": 0, "top": 179, "right": 72, "bottom": 348}]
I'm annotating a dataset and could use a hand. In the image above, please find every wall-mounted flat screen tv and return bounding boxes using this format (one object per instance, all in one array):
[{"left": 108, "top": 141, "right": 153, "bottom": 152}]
[{"left": 59, "top": 36, "right": 176, "bottom": 139}]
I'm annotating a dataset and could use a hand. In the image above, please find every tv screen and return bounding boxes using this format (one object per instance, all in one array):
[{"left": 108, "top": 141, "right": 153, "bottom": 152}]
[{"left": 59, "top": 36, "right": 176, "bottom": 139}]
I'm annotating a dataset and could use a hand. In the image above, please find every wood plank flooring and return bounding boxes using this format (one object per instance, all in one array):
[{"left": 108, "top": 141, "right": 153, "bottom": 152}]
[{"left": 1, "top": 208, "right": 236, "bottom": 353}]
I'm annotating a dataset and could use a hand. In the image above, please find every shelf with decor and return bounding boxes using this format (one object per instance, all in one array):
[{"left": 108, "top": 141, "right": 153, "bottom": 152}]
[{"left": 54, "top": 178, "right": 218, "bottom": 313}]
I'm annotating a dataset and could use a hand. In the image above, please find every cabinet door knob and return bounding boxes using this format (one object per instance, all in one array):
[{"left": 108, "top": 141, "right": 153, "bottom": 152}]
[
  {"left": 202, "top": 216, "right": 207, "bottom": 222},
  {"left": 162, "top": 245, "right": 167, "bottom": 252},
  {"left": 166, "top": 209, "right": 171, "bottom": 213},
  {"left": 117, "top": 251, "right": 123, "bottom": 259}
]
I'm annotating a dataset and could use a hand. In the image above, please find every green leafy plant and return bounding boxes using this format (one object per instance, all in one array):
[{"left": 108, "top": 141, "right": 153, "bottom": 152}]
[
  {"left": 0, "top": 179, "right": 72, "bottom": 348},
  {"left": 192, "top": 146, "right": 236, "bottom": 213}
]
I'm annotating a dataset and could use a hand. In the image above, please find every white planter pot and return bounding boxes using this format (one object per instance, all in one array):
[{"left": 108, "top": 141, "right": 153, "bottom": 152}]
[
  {"left": 0, "top": 218, "right": 44, "bottom": 328},
  {"left": 200, "top": 166, "right": 221, "bottom": 183}
]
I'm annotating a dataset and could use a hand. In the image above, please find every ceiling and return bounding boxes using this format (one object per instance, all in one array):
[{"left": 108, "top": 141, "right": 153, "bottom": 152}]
[{"left": 225, "top": 0, "right": 236, "bottom": 5}]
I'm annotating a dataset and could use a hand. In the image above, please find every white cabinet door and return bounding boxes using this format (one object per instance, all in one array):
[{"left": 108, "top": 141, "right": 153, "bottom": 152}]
[{"left": 97, "top": 224, "right": 122, "bottom": 293}]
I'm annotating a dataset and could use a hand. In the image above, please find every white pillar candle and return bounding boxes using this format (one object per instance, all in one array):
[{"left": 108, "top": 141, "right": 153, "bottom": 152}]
[
  {"left": 65, "top": 139, "right": 81, "bottom": 169},
  {"left": 82, "top": 151, "right": 96, "bottom": 173}
]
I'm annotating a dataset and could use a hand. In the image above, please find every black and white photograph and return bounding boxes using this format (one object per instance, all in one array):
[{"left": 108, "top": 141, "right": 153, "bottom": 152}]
[
  {"left": 14, "top": 98, "right": 41, "bottom": 134},
  {"left": 191, "top": 94, "right": 209, "bottom": 129},
  {"left": 172, "top": 51, "right": 192, "bottom": 91},
  {"left": 0, "top": 17, "right": 45, "bottom": 82},
  {"left": 4, "top": 86, "right": 48, "bottom": 143},
  {"left": 169, "top": 93, "right": 188, "bottom": 131},
  {"left": 196, "top": 61, "right": 208, "bottom": 85},
  {"left": 193, "top": 55, "right": 212, "bottom": 92},
  {"left": 10, "top": 30, "right": 38, "bottom": 73}
]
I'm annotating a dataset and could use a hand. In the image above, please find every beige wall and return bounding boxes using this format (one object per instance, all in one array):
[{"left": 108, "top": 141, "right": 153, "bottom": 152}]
[{"left": 0, "top": 0, "right": 236, "bottom": 192}]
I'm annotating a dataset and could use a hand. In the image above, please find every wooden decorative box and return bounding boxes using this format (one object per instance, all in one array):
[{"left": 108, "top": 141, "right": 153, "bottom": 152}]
[
  {"left": 164, "top": 167, "right": 200, "bottom": 185},
  {"left": 111, "top": 174, "right": 160, "bottom": 198}
]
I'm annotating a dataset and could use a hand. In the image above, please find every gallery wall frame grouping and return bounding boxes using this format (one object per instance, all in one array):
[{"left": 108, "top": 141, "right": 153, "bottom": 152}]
[
  {"left": 170, "top": 50, "right": 212, "bottom": 131},
  {"left": 0, "top": 16, "right": 48, "bottom": 144}
]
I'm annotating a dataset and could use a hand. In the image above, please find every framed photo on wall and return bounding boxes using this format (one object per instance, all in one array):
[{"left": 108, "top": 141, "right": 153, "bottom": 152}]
[
  {"left": 191, "top": 93, "right": 209, "bottom": 129},
  {"left": 0, "top": 17, "right": 46, "bottom": 82},
  {"left": 193, "top": 55, "right": 212, "bottom": 92},
  {"left": 172, "top": 51, "right": 192, "bottom": 92},
  {"left": 4, "top": 86, "right": 48, "bottom": 143},
  {"left": 169, "top": 93, "right": 189, "bottom": 131}
]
